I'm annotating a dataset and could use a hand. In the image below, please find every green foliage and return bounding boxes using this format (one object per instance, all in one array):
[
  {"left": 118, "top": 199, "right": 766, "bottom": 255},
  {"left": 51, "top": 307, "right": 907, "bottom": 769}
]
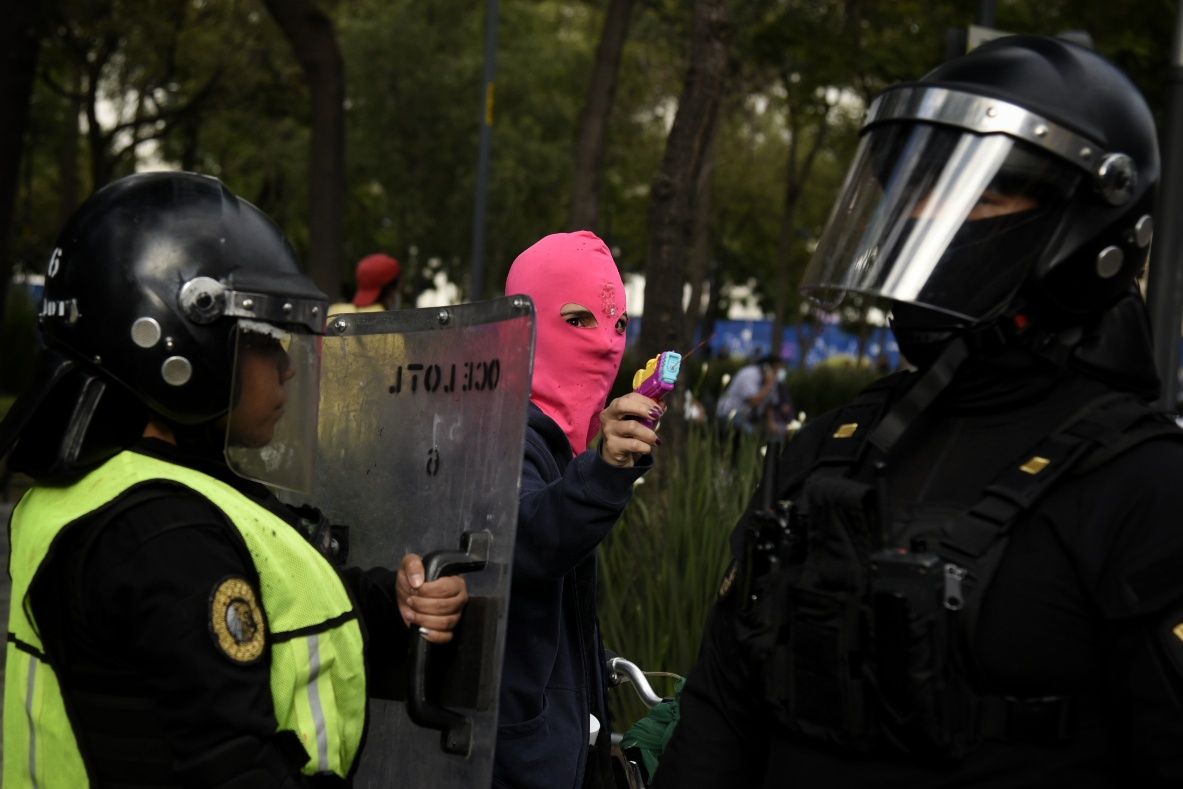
[
  {"left": 12, "top": 0, "right": 307, "bottom": 277},
  {"left": 613, "top": 350, "right": 884, "bottom": 420},
  {"left": 338, "top": 0, "right": 483, "bottom": 297},
  {"left": 598, "top": 421, "right": 765, "bottom": 728},
  {"left": 785, "top": 361, "right": 880, "bottom": 421},
  {"left": 706, "top": 0, "right": 968, "bottom": 329},
  {"left": 13, "top": 0, "right": 1176, "bottom": 315},
  {"left": 339, "top": 0, "right": 647, "bottom": 297},
  {"left": 594, "top": 1, "right": 684, "bottom": 272}
]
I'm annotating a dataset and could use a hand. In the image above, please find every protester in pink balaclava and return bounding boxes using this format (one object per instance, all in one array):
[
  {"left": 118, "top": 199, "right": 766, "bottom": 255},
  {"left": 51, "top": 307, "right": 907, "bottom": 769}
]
[
  {"left": 506, "top": 230, "right": 631, "bottom": 454},
  {"left": 496, "top": 230, "right": 662, "bottom": 789}
]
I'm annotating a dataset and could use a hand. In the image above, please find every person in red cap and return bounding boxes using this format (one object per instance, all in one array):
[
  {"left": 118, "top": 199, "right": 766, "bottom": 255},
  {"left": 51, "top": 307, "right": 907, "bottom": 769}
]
[{"left": 329, "top": 252, "right": 401, "bottom": 314}]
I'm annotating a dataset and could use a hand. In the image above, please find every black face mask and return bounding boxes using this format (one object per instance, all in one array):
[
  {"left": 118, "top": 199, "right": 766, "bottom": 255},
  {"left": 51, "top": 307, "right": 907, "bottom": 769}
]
[
  {"left": 890, "top": 207, "right": 1055, "bottom": 367},
  {"left": 889, "top": 302, "right": 965, "bottom": 368},
  {"left": 908, "top": 206, "right": 1055, "bottom": 322}
]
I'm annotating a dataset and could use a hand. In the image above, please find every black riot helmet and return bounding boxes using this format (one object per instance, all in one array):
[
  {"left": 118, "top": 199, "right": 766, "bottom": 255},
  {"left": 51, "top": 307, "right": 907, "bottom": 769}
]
[
  {"left": 0, "top": 171, "right": 329, "bottom": 480},
  {"left": 801, "top": 35, "right": 1159, "bottom": 327},
  {"left": 42, "top": 170, "right": 327, "bottom": 422}
]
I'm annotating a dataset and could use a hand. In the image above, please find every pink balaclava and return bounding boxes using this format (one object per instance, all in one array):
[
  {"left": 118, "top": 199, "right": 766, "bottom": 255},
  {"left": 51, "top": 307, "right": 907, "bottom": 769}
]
[{"left": 506, "top": 231, "right": 627, "bottom": 455}]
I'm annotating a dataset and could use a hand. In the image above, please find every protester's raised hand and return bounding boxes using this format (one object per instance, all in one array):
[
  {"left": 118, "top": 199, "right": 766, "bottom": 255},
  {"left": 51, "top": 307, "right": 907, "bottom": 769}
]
[{"left": 599, "top": 392, "right": 662, "bottom": 468}]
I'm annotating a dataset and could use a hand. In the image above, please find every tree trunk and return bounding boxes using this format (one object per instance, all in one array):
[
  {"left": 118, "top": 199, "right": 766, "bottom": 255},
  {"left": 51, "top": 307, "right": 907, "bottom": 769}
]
[
  {"left": 770, "top": 109, "right": 801, "bottom": 362},
  {"left": 0, "top": 3, "right": 46, "bottom": 337},
  {"left": 570, "top": 0, "right": 635, "bottom": 232},
  {"left": 855, "top": 307, "right": 872, "bottom": 365},
  {"left": 700, "top": 259, "right": 721, "bottom": 358},
  {"left": 264, "top": 0, "right": 346, "bottom": 295},
  {"left": 683, "top": 135, "right": 715, "bottom": 343},
  {"left": 58, "top": 68, "right": 84, "bottom": 227},
  {"left": 639, "top": 0, "right": 729, "bottom": 360},
  {"left": 178, "top": 118, "right": 201, "bottom": 173},
  {"left": 771, "top": 98, "right": 829, "bottom": 362},
  {"left": 81, "top": 33, "right": 119, "bottom": 190},
  {"left": 795, "top": 316, "right": 816, "bottom": 370}
]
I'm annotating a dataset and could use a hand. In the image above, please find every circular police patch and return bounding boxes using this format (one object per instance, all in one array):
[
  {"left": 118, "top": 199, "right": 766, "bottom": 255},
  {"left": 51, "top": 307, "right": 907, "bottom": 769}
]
[{"left": 209, "top": 577, "right": 266, "bottom": 664}]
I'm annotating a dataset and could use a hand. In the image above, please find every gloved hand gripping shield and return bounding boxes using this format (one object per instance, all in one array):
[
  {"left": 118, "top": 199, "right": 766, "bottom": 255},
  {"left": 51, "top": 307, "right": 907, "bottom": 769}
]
[
  {"left": 293, "top": 297, "right": 535, "bottom": 787},
  {"left": 801, "top": 86, "right": 1090, "bottom": 322}
]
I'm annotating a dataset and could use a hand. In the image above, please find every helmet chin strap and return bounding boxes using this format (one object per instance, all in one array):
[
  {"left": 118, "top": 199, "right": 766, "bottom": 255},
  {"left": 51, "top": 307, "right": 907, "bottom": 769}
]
[
  {"left": 873, "top": 310, "right": 1084, "bottom": 459},
  {"left": 869, "top": 332, "right": 971, "bottom": 456}
]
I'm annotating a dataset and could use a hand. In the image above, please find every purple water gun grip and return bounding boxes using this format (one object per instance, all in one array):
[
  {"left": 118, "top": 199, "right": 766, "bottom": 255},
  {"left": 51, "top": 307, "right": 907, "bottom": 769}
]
[
  {"left": 636, "top": 378, "right": 673, "bottom": 429},
  {"left": 633, "top": 351, "right": 680, "bottom": 429}
]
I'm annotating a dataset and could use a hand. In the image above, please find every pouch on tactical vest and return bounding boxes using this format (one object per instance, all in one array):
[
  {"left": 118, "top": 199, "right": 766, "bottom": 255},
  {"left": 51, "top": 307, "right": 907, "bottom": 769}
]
[
  {"left": 752, "top": 477, "right": 978, "bottom": 755},
  {"left": 766, "top": 475, "right": 878, "bottom": 748},
  {"left": 867, "top": 543, "right": 974, "bottom": 756}
]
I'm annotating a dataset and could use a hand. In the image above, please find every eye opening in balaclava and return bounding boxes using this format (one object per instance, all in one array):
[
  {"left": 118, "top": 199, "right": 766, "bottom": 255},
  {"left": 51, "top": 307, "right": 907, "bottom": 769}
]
[{"left": 559, "top": 302, "right": 630, "bottom": 334}]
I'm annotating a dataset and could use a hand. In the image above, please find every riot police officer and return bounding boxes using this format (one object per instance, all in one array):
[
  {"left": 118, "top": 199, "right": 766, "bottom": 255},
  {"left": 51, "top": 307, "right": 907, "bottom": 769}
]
[
  {"left": 0, "top": 172, "right": 468, "bottom": 787},
  {"left": 655, "top": 36, "right": 1183, "bottom": 787}
]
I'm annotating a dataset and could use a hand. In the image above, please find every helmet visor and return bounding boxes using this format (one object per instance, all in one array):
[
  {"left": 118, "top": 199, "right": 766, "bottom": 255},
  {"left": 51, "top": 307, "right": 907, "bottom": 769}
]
[
  {"left": 800, "top": 124, "right": 1080, "bottom": 321},
  {"left": 224, "top": 320, "right": 320, "bottom": 493}
]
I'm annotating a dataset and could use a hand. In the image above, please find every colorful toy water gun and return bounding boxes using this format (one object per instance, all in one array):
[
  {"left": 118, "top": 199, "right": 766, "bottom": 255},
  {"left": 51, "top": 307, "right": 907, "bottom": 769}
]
[{"left": 631, "top": 350, "right": 682, "bottom": 429}]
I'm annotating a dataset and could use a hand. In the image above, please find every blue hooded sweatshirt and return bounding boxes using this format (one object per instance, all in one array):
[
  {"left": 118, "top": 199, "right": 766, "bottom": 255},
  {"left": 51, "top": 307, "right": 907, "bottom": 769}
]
[{"left": 493, "top": 404, "right": 651, "bottom": 788}]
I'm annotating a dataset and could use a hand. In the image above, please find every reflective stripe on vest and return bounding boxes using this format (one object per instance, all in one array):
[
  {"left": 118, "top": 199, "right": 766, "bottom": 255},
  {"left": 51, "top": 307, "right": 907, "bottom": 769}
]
[{"left": 3, "top": 450, "right": 367, "bottom": 786}]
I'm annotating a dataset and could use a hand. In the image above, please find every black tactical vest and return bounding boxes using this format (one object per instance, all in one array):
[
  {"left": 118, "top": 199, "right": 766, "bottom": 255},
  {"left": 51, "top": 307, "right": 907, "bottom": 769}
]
[{"left": 737, "top": 372, "right": 1181, "bottom": 759}]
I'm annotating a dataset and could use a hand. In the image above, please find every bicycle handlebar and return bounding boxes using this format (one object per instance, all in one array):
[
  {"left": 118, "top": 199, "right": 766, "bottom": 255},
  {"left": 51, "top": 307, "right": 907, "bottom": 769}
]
[{"left": 607, "top": 656, "right": 667, "bottom": 709}]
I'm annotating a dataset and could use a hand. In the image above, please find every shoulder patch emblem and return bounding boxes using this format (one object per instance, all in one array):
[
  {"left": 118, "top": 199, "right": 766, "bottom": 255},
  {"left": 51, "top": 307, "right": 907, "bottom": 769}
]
[{"left": 209, "top": 576, "right": 266, "bottom": 664}]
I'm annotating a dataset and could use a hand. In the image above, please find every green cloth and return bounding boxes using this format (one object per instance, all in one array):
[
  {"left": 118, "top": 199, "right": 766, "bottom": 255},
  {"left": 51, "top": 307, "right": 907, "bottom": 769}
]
[{"left": 620, "top": 677, "right": 686, "bottom": 779}]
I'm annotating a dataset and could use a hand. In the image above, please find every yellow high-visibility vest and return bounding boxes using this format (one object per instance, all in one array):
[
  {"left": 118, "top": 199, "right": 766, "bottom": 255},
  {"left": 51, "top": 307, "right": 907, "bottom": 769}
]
[{"left": 3, "top": 449, "right": 367, "bottom": 786}]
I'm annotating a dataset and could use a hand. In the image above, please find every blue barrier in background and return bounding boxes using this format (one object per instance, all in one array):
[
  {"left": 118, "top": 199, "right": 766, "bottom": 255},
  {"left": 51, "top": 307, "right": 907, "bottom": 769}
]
[{"left": 625, "top": 317, "right": 901, "bottom": 369}]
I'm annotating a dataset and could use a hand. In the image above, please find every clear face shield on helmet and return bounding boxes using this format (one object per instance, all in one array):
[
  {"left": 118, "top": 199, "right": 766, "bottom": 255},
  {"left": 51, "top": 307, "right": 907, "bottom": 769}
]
[
  {"left": 801, "top": 122, "right": 1081, "bottom": 323},
  {"left": 224, "top": 319, "right": 321, "bottom": 493}
]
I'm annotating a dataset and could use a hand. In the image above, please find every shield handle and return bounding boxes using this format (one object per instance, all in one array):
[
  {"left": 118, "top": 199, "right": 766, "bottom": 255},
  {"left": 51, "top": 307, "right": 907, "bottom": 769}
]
[{"left": 407, "top": 530, "right": 493, "bottom": 756}]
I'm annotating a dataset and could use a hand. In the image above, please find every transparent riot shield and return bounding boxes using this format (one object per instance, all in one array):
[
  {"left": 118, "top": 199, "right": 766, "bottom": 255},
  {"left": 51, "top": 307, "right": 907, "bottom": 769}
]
[{"left": 306, "top": 296, "right": 534, "bottom": 787}]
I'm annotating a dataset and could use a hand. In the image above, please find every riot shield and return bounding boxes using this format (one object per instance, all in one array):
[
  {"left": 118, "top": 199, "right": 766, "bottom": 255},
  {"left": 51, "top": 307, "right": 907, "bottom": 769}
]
[{"left": 304, "top": 297, "right": 534, "bottom": 787}]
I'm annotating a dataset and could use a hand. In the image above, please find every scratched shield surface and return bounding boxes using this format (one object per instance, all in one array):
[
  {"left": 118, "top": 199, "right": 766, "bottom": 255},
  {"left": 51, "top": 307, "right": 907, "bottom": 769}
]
[{"left": 308, "top": 297, "right": 534, "bottom": 787}]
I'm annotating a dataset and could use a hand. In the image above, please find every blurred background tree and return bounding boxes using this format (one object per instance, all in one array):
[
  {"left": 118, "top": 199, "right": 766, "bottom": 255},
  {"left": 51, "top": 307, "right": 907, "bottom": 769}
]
[
  {"left": 2, "top": 0, "right": 1176, "bottom": 460},
  {"left": 3, "top": 0, "right": 1174, "bottom": 351}
]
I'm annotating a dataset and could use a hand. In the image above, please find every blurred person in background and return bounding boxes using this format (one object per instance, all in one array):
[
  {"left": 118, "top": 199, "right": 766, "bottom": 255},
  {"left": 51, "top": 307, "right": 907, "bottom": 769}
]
[
  {"left": 715, "top": 354, "right": 786, "bottom": 435},
  {"left": 329, "top": 252, "right": 402, "bottom": 315}
]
